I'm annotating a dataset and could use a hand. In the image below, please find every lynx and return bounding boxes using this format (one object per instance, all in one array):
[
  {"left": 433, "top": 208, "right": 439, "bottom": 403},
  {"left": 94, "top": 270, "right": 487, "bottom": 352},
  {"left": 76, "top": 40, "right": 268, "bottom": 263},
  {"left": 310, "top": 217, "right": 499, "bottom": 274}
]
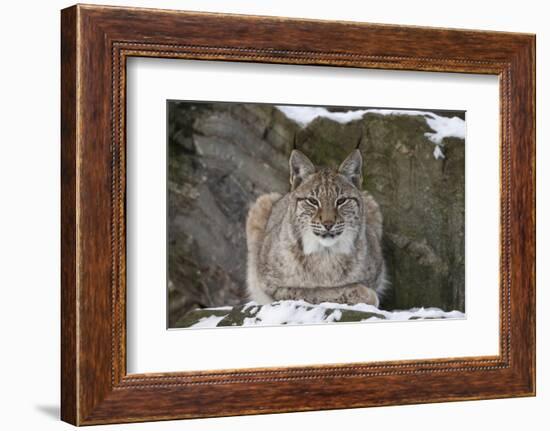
[{"left": 246, "top": 148, "right": 387, "bottom": 306}]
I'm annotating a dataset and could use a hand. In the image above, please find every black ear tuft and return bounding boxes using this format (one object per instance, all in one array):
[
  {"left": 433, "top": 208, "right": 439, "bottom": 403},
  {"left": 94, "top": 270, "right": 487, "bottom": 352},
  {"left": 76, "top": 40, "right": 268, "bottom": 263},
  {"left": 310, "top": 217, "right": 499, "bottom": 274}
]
[
  {"left": 289, "top": 150, "right": 315, "bottom": 191},
  {"left": 338, "top": 150, "right": 363, "bottom": 189}
]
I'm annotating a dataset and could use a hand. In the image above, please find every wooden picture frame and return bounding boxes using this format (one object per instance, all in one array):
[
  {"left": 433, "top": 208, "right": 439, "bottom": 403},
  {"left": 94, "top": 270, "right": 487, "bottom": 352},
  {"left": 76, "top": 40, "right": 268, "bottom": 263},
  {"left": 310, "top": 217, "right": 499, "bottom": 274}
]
[{"left": 61, "top": 4, "right": 536, "bottom": 425}]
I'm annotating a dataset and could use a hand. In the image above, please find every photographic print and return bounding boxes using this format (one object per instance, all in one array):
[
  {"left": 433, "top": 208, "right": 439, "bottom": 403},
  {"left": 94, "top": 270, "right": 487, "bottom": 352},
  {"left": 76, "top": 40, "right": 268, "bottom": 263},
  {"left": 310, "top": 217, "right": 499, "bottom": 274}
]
[
  {"left": 167, "top": 101, "right": 466, "bottom": 329},
  {"left": 60, "top": 7, "right": 536, "bottom": 423}
]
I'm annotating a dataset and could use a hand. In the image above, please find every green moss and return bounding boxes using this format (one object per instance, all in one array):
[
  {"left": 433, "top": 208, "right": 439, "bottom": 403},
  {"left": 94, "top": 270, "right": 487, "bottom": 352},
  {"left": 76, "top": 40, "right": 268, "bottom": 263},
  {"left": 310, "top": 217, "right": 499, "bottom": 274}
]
[
  {"left": 173, "top": 309, "right": 229, "bottom": 328},
  {"left": 336, "top": 309, "right": 385, "bottom": 322}
]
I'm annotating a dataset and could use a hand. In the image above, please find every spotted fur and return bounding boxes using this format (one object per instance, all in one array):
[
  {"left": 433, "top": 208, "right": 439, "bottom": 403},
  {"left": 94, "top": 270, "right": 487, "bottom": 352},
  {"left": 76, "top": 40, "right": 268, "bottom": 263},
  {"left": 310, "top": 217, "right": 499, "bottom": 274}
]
[{"left": 246, "top": 149, "right": 387, "bottom": 306}]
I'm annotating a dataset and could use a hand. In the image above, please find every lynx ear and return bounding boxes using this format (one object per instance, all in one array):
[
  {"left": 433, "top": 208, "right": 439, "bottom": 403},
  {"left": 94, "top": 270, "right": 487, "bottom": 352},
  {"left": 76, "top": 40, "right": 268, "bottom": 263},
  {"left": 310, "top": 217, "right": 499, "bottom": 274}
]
[
  {"left": 338, "top": 149, "right": 363, "bottom": 188},
  {"left": 289, "top": 150, "right": 315, "bottom": 191}
]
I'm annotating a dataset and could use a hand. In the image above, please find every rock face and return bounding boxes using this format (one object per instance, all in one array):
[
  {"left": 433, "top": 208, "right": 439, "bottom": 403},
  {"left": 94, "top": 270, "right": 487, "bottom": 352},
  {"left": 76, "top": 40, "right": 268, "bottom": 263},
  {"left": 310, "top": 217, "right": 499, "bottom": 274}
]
[{"left": 167, "top": 101, "right": 465, "bottom": 327}]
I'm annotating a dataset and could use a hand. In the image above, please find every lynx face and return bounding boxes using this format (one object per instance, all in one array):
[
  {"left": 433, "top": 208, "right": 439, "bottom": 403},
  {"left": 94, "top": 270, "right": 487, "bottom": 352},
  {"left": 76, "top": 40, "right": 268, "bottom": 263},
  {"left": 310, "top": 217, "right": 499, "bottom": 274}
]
[{"left": 289, "top": 150, "right": 364, "bottom": 254}]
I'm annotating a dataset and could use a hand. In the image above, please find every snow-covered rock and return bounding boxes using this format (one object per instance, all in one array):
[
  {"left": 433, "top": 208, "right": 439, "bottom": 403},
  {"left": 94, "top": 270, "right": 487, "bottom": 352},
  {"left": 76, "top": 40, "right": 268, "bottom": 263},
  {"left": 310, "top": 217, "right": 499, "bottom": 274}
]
[
  {"left": 276, "top": 105, "right": 465, "bottom": 156},
  {"left": 172, "top": 300, "right": 465, "bottom": 329}
]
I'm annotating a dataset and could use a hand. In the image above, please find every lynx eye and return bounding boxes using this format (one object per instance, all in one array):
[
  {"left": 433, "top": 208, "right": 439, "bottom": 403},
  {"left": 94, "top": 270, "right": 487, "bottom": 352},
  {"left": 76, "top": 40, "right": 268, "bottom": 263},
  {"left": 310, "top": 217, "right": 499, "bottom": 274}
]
[
  {"left": 306, "top": 197, "right": 319, "bottom": 206},
  {"left": 336, "top": 197, "right": 348, "bottom": 206}
]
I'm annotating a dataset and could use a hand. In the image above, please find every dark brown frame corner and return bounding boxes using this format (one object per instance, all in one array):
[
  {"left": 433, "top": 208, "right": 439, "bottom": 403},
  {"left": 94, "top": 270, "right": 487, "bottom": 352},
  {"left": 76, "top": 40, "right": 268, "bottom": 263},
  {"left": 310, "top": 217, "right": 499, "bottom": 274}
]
[{"left": 61, "top": 4, "right": 536, "bottom": 425}]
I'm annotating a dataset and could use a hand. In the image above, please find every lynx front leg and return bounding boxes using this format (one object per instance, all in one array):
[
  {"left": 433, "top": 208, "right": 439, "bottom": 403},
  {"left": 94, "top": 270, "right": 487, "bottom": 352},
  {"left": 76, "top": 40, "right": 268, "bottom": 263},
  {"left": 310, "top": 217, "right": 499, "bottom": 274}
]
[{"left": 272, "top": 284, "right": 379, "bottom": 307}]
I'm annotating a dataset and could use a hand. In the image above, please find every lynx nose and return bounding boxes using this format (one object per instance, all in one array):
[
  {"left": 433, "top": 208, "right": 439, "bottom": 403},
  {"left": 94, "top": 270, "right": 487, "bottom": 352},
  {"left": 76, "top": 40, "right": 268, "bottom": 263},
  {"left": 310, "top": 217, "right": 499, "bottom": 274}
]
[{"left": 323, "top": 221, "right": 335, "bottom": 231}]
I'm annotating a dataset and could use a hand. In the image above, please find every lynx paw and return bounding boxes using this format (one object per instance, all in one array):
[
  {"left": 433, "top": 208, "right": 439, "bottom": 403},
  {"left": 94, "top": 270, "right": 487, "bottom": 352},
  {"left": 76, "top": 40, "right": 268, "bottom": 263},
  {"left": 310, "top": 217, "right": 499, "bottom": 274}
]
[
  {"left": 351, "top": 284, "right": 380, "bottom": 308},
  {"left": 363, "top": 286, "right": 380, "bottom": 308}
]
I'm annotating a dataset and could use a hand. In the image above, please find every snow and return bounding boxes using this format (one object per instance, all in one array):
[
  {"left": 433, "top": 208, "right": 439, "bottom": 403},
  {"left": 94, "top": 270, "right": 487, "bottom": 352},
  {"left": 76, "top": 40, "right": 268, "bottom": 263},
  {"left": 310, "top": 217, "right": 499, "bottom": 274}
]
[
  {"left": 433, "top": 145, "right": 445, "bottom": 160},
  {"left": 188, "top": 300, "right": 465, "bottom": 329},
  {"left": 276, "top": 106, "right": 371, "bottom": 126},
  {"left": 423, "top": 114, "right": 465, "bottom": 144},
  {"left": 276, "top": 105, "right": 465, "bottom": 160},
  {"left": 243, "top": 301, "right": 331, "bottom": 326},
  {"left": 300, "top": 300, "right": 465, "bottom": 321},
  {"left": 190, "top": 314, "right": 227, "bottom": 328}
]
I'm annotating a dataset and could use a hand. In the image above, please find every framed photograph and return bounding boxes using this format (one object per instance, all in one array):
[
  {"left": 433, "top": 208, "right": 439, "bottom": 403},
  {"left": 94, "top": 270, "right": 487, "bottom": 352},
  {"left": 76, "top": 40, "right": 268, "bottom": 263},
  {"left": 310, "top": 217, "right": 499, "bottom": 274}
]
[{"left": 61, "top": 4, "right": 536, "bottom": 425}]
